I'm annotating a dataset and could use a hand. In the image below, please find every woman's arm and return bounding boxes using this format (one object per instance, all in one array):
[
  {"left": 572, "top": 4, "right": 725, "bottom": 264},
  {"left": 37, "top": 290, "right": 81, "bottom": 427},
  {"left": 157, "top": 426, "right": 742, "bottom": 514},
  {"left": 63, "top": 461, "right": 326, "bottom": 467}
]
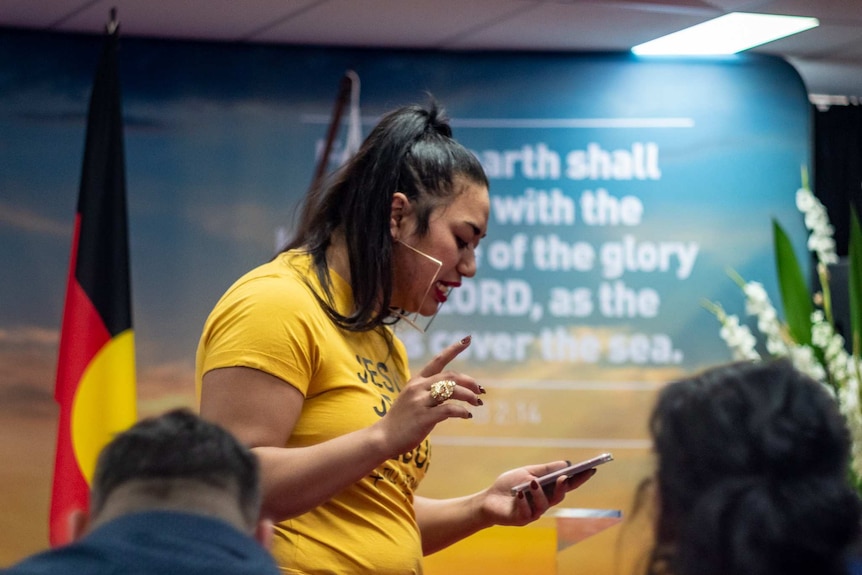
[
  {"left": 201, "top": 366, "right": 396, "bottom": 521},
  {"left": 201, "top": 337, "right": 484, "bottom": 523},
  {"left": 415, "top": 463, "right": 596, "bottom": 555}
]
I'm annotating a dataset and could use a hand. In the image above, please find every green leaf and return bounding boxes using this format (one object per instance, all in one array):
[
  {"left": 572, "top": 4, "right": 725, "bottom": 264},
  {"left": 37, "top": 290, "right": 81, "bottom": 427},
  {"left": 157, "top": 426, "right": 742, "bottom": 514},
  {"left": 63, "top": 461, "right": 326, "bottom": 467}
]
[
  {"left": 849, "top": 205, "right": 862, "bottom": 357},
  {"left": 773, "top": 219, "right": 813, "bottom": 346}
]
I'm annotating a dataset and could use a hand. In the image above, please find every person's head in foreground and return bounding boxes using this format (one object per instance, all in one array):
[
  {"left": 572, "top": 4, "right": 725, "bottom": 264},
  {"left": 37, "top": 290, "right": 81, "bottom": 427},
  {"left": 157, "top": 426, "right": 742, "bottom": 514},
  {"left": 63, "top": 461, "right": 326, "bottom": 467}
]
[
  {"left": 639, "top": 358, "right": 861, "bottom": 575},
  {"left": 81, "top": 407, "right": 268, "bottom": 540},
  {"left": 5, "top": 408, "right": 278, "bottom": 575}
]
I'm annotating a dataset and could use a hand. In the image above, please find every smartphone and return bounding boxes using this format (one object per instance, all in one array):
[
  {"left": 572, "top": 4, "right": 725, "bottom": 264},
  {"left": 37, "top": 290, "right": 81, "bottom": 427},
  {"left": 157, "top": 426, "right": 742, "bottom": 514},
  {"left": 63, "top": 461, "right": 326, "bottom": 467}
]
[{"left": 510, "top": 452, "right": 613, "bottom": 497}]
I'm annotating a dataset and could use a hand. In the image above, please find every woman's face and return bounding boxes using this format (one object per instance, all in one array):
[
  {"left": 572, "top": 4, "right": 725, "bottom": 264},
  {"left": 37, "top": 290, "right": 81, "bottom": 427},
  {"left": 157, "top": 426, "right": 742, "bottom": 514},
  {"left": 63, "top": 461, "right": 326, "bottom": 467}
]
[{"left": 390, "top": 178, "right": 490, "bottom": 316}]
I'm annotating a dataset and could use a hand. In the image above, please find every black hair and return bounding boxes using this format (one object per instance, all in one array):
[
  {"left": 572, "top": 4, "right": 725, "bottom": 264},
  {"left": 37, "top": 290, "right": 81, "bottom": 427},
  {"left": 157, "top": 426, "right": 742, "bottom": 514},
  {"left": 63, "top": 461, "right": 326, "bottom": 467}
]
[
  {"left": 90, "top": 408, "right": 260, "bottom": 526},
  {"left": 640, "top": 358, "right": 861, "bottom": 575},
  {"left": 284, "top": 96, "right": 488, "bottom": 333}
]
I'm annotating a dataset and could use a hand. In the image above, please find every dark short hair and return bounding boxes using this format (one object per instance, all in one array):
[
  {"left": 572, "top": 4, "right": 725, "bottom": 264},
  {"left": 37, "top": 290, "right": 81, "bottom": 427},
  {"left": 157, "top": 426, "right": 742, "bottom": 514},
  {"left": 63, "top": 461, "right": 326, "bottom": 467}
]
[
  {"left": 643, "top": 358, "right": 861, "bottom": 575},
  {"left": 90, "top": 408, "right": 260, "bottom": 526},
  {"left": 284, "top": 96, "right": 488, "bottom": 333}
]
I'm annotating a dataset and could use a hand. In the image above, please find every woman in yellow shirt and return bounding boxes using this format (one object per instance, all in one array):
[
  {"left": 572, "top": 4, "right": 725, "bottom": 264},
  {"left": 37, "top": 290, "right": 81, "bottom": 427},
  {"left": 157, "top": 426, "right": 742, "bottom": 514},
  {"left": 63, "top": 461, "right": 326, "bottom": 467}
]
[{"left": 196, "top": 98, "right": 595, "bottom": 574}]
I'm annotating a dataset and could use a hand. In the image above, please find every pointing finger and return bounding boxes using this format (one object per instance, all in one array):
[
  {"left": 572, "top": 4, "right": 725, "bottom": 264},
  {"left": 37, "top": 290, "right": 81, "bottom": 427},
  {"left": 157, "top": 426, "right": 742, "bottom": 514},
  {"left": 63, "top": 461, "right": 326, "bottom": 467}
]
[{"left": 418, "top": 335, "right": 471, "bottom": 378}]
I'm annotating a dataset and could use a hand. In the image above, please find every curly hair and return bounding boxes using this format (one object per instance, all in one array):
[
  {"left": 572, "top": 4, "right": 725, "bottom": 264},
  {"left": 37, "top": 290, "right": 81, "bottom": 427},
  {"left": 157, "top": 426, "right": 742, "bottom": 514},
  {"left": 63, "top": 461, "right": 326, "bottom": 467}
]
[{"left": 642, "top": 358, "right": 861, "bottom": 575}]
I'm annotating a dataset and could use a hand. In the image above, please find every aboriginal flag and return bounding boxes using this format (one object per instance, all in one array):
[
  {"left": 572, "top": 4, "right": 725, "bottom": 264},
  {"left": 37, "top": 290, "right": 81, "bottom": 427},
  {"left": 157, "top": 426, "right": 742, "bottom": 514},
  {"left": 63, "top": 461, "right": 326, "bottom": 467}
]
[{"left": 50, "top": 26, "right": 137, "bottom": 546}]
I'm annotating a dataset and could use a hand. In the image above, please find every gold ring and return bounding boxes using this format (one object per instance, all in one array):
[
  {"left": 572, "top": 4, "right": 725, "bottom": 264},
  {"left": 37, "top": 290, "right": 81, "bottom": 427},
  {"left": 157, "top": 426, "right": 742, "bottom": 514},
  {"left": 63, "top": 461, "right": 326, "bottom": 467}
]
[{"left": 430, "top": 379, "right": 456, "bottom": 403}]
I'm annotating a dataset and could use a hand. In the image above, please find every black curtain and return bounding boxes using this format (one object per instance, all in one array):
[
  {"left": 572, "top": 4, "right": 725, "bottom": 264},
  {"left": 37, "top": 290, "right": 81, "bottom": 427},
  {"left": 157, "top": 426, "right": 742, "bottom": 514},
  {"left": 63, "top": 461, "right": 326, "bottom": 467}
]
[
  {"left": 813, "top": 103, "right": 862, "bottom": 257},
  {"left": 812, "top": 103, "right": 862, "bottom": 347}
]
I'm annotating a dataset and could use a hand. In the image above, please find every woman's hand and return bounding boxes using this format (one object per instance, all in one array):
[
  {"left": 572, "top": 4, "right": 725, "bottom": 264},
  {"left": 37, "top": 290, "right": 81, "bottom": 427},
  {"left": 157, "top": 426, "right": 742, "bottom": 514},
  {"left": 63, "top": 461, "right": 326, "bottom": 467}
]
[
  {"left": 480, "top": 461, "right": 597, "bottom": 526},
  {"left": 374, "top": 336, "right": 486, "bottom": 456},
  {"left": 415, "top": 460, "right": 597, "bottom": 554}
]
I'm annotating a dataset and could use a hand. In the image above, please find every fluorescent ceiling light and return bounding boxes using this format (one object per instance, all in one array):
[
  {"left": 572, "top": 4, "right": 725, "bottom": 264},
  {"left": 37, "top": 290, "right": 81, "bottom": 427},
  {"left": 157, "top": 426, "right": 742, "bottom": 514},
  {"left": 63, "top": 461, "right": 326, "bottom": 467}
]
[{"left": 632, "top": 12, "right": 819, "bottom": 55}]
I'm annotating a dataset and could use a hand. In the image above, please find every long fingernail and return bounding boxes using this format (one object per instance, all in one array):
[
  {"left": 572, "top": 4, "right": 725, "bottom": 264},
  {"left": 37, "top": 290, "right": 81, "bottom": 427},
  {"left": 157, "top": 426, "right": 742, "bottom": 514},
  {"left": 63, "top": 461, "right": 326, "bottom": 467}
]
[
  {"left": 460, "top": 335, "right": 471, "bottom": 345},
  {"left": 477, "top": 398, "right": 484, "bottom": 406},
  {"left": 477, "top": 385, "right": 486, "bottom": 395},
  {"left": 530, "top": 480, "right": 539, "bottom": 490},
  {"left": 467, "top": 412, "right": 473, "bottom": 419}
]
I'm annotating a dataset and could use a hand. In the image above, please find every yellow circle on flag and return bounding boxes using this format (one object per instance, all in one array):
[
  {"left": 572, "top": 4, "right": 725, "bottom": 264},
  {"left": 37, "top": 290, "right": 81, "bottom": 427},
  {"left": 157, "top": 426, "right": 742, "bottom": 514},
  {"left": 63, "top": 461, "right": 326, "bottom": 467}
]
[{"left": 71, "top": 329, "right": 137, "bottom": 484}]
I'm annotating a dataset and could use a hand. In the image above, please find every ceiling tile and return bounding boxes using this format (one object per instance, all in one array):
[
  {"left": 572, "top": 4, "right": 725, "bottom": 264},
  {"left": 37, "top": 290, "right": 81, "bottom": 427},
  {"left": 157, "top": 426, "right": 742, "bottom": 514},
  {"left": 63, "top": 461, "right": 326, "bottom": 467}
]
[
  {"left": 445, "top": 2, "right": 717, "bottom": 50},
  {"left": 248, "top": 0, "right": 536, "bottom": 47}
]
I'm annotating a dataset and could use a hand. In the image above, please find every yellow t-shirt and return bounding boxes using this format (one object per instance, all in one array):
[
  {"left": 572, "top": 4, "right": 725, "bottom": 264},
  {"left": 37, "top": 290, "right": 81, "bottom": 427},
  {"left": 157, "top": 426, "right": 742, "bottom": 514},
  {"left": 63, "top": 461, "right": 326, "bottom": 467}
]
[{"left": 196, "top": 251, "right": 428, "bottom": 574}]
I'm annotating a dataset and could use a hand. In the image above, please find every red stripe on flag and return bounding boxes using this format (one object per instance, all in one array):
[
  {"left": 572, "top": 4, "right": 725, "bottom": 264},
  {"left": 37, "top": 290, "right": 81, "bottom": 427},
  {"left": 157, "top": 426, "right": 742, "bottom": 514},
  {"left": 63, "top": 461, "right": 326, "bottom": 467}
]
[
  {"left": 55, "top": 215, "right": 112, "bottom": 404},
  {"left": 50, "top": 228, "right": 110, "bottom": 544}
]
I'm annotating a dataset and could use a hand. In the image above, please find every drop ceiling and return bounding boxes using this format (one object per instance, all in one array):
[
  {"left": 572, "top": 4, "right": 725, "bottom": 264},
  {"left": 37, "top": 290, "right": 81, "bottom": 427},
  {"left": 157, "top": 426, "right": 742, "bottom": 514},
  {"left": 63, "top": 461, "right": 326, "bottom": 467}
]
[{"left": 3, "top": 0, "right": 862, "bottom": 98}]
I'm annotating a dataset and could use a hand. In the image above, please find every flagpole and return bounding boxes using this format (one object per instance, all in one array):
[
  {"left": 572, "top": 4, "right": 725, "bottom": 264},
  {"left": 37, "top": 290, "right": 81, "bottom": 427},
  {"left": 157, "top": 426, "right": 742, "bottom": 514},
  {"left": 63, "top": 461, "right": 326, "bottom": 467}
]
[
  {"left": 107, "top": 7, "right": 119, "bottom": 35},
  {"left": 311, "top": 71, "right": 356, "bottom": 189},
  {"left": 49, "top": 7, "right": 137, "bottom": 547}
]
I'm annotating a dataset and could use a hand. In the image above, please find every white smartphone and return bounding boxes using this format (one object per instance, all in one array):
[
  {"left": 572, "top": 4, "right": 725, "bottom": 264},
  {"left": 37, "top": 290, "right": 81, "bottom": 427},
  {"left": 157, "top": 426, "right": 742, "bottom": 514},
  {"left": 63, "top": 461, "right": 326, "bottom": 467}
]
[{"left": 510, "top": 452, "right": 614, "bottom": 497}]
